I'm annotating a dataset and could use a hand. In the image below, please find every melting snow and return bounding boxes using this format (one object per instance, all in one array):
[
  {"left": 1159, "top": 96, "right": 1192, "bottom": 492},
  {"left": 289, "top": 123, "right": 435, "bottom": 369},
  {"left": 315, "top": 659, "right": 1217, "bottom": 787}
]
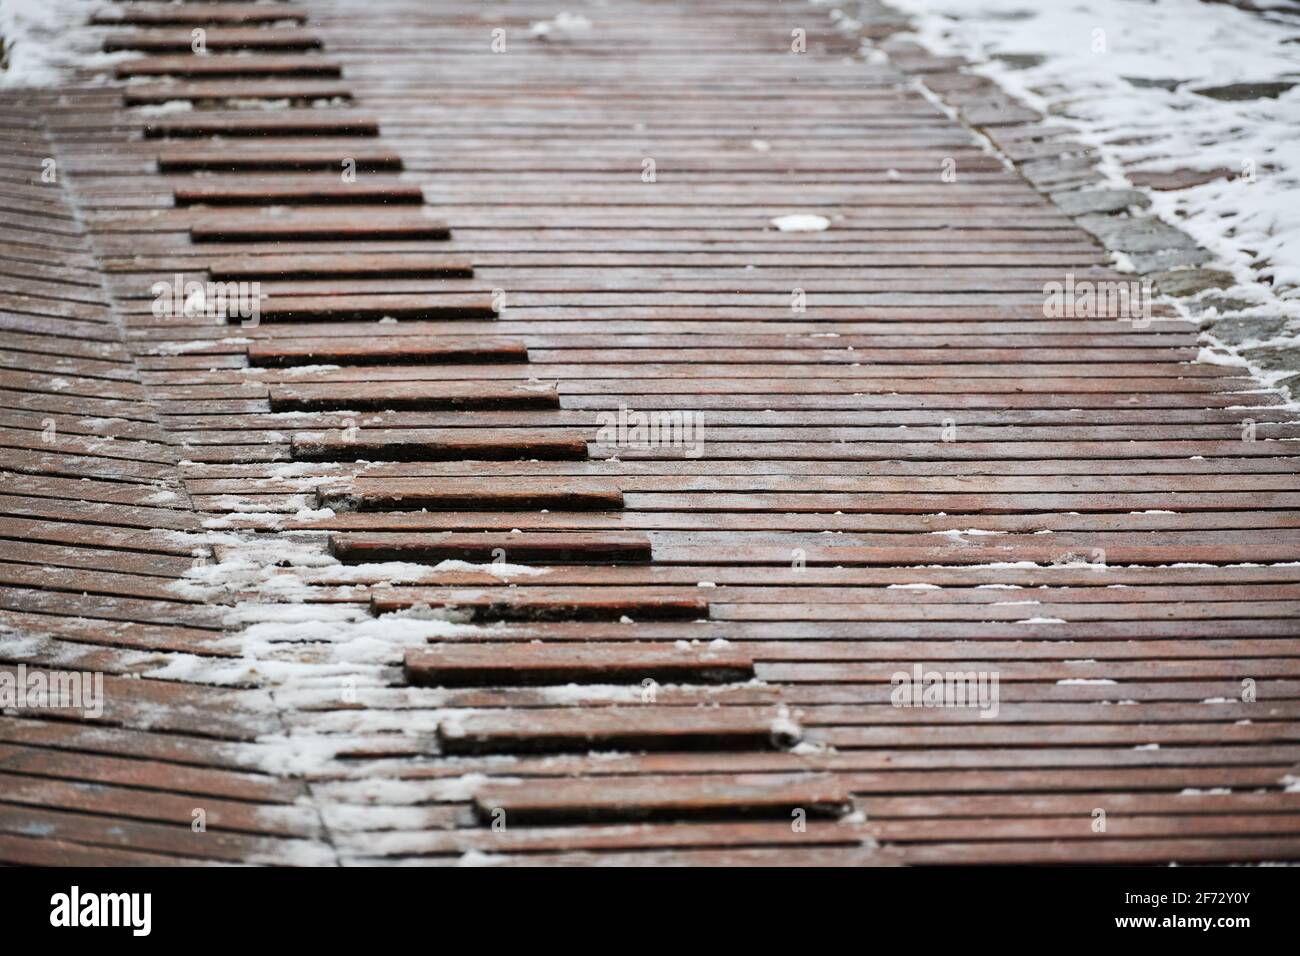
[
  {"left": 890, "top": 0, "right": 1300, "bottom": 300},
  {"left": 0, "top": 0, "right": 117, "bottom": 87}
]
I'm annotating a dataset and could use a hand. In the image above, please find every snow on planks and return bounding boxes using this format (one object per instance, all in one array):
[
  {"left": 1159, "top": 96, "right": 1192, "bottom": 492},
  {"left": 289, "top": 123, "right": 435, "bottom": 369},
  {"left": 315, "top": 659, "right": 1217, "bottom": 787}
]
[{"left": 0, "top": 104, "right": 330, "bottom": 865}]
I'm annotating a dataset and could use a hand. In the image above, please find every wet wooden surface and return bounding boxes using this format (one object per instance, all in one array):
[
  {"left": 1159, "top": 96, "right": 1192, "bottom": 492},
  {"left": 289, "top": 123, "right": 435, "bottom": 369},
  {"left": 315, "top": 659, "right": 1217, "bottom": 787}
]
[{"left": 0, "top": 0, "right": 1298, "bottom": 865}]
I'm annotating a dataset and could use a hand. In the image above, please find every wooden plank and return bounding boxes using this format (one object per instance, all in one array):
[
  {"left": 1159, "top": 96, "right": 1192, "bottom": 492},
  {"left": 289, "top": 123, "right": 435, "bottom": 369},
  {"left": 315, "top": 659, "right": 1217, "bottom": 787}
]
[
  {"left": 0, "top": 804, "right": 331, "bottom": 865},
  {"left": 270, "top": 380, "right": 559, "bottom": 412},
  {"left": 372, "top": 586, "right": 707, "bottom": 621},
  {"left": 440, "top": 707, "right": 798, "bottom": 755},
  {"left": 213, "top": 253, "right": 472, "bottom": 280},
  {"left": 290, "top": 428, "right": 588, "bottom": 462},
  {"left": 472, "top": 773, "right": 852, "bottom": 822},
  {"left": 255, "top": 293, "right": 495, "bottom": 322},
  {"left": 0, "top": 833, "right": 207, "bottom": 867},
  {"left": 331, "top": 531, "right": 653, "bottom": 564},
  {"left": 480, "top": 846, "right": 908, "bottom": 866},
  {"left": 92, "top": 4, "right": 309, "bottom": 27},
  {"left": 175, "top": 179, "right": 421, "bottom": 206},
  {"left": 192, "top": 212, "right": 448, "bottom": 241},
  {"left": 333, "top": 819, "right": 872, "bottom": 856},
  {"left": 318, "top": 476, "right": 620, "bottom": 512},
  {"left": 0, "top": 769, "right": 319, "bottom": 837},
  {"left": 0, "top": 741, "right": 295, "bottom": 801},
  {"left": 405, "top": 642, "right": 753, "bottom": 686},
  {"left": 248, "top": 335, "right": 515, "bottom": 366},
  {"left": 105, "top": 29, "right": 324, "bottom": 54},
  {"left": 146, "top": 112, "right": 377, "bottom": 139},
  {"left": 123, "top": 81, "right": 352, "bottom": 105},
  {"left": 899, "top": 838, "right": 1300, "bottom": 866},
  {"left": 117, "top": 55, "right": 342, "bottom": 79},
  {"left": 162, "top": 149, "right": 401, "bottom": 174}
]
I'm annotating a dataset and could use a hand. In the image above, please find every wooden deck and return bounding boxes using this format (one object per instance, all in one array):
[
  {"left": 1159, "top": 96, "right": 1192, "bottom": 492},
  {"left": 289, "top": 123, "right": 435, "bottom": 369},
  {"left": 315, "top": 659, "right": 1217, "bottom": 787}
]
[{"left": 1, "top": 0, "right": 1298, "bottom": 865}]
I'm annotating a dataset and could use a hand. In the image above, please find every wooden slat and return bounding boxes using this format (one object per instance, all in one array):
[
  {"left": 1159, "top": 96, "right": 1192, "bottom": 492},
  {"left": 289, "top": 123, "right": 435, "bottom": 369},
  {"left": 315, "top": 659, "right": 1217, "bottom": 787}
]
[
  {"left": 318, "top": 476, "right": 619, "bottom": 511},
  {"left": 92, "top": 4, "right": 309, "bottom": 27},
  {"left": 162, "top": 149, "right": 401, "bottom": 174},
  {"left": 289, "top": 431, "right": 585, "bottom": 465},
  {"left": 405, "top": 642, "right": 753, "bottom": 686},
  {"left": 175, "top": 179, "right": 421, "bottom": 206},
  {"left": 146, "top": 113, "right": 378, "bottom": 139},
  {"left": 270, "top": 380, "right": 559, "bottom": 412},
  {"left": 256, "top": 293, "right": 494, "bottom": 322},
  {"left": 439, "top": 707, "right": 797, "bottom": 755},
  {"left": 472, "top": 773, "right": 852, "bottom": 822},
  {"left": 290, "top": 428, "right": 588, "bottom": 462},
  {"left": 191, "top": 212, "right": 448, "bottom": 241},
  {"left": 214, "top": 253, "right": 471, "bottom": 280},
  {"left": 333, "top": 819, "right": 872, "bottom": 856},
  {"left": 247, "top": 335, "right": 514, "bottom": 366},
  {"left": 123, "top": 81, "right": 352, "bottom": 104},
  {"left": 331, "top": 531, "right": 653, "bottom": 564},
  {"left": 105, "top": 29, "right": 324, "bottom": 54},
  {"left": 373, "top": 586, "right": 707, "bottom": 621},
  {"left": 117, "top": 55, "right": 342, "bottom": 79}
]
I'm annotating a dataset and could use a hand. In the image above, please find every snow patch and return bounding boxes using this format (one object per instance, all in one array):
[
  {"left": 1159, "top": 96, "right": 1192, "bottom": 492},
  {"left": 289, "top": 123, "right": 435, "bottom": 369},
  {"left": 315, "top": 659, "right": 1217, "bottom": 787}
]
[
  {"left": 771, "top": 214, "right": 830, "bottom": 232},
  {"left": 888, "top": 0, "right": 1300, "bottom": 299},
  {"left": 1, "top": 1, "right": 105, "bottom": 88},
  {"left": 530, "top": 12, "right": 592, "bottom": 42}
]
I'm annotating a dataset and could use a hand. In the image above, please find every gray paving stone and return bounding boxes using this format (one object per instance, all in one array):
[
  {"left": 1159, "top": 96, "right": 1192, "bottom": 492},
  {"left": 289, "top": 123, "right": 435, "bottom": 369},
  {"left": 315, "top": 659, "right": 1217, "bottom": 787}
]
[
  {"left": 1077, "top": 214, "right": 1202, "bottom": 253},
  {"left": 1274, "top": 372, "right": 1300, "bottom": 394},
  {"left": 1151, "top": 269, "right": 1235, "bottom": 297},
  {"left": 1196, "top": 304, "right": 1268, "bottom": 330},
  {"left": 993, "top": 53, "right": 1045, "bottom": 69},
  {"left": 1192, "top": 81, "right": 1297, "bottom": 101},
  {"left": 1051, "top": 188, "right": 1150, "bottom": 216},
  {"left": 1205, "top": 315, "right": 1287, "bottom": 345},
  {"left": 1127, "top": 248, "right": 1214, "bottom": 273},
  {"left": 1122, "top": 76, "right": 1185, "bottom": 91},
  {"left": 1240, "top": 344, "right": 1300, "bottom": 372}
]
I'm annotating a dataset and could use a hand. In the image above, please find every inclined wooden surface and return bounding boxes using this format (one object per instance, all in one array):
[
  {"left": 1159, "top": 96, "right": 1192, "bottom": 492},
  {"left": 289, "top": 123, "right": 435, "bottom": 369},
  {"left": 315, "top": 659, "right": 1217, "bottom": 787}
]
[{"left": 0, "top": 0, "right": 1298, "bottom": 866}]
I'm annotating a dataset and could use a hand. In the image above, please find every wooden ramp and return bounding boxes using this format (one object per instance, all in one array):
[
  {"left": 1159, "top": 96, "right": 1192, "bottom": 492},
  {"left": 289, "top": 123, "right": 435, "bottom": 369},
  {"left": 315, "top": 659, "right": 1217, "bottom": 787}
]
[{"left": 0, "top": 0, "right": 1298, "bottom": 866}]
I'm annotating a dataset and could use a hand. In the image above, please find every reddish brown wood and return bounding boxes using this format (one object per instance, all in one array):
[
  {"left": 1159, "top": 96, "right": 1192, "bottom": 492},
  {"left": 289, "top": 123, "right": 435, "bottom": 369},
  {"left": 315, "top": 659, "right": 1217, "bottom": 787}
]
[
  {"left": 5, "top": 0, "right": 1297, "bottom": 868},
  {"left": 105, "top": 29, "right": 324, "bottom": 54},
  {"left": 372, "top": 586, "right": 707, "bottom": 621},
  {"left": 213, "top": 253, "right": 472, "bottom": 280},
  {"left": 148, "top": 113, "right": 378, "bottom": 139},
  {"left": 405, "top": 642, "right": 753, "bottom": 686},
  {"left": 93, "top": 4, "right": 310, "bottom": 27},
  {"left": 117, "top": 55, "right": 342, "bottom": 79},
  {"left": 331, "top": 531, "right": 653, "bottom": 564},
  {"left": 270, "top": 381, "right": 559, "bottom": 412},
  {"left": 472, "top": 773, "right": 853, "bottom": 822},
  {"left": 124, "top": 81, "right": 352, "bottom": 104},
  {"left": 248, "top": 335, "right": 513, "bottom": 365},
  {"left": 175, "top": 179, "right": 421, "bottom": 206},
  {"left": 291, "top": 428, "right": 588, "bottom": 462},
  {"left": 440, "top": 707, "right": 797, "bottom": 755},
  {"left": 255, "top": 293, "right": 494, "bottom": 321},
  {"left": 162, "top": 149, "right": 402, "bottom": 174},
  {"left": 318, "top": 476, "right": 620, "bottom": 511}
]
